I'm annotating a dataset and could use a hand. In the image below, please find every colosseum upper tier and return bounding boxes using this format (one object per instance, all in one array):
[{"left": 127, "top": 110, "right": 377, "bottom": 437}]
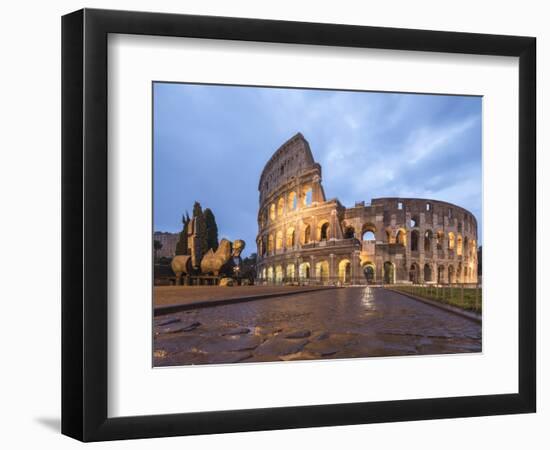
[{"left": 256, "top": 133, "right": 478, "bottom": 285}]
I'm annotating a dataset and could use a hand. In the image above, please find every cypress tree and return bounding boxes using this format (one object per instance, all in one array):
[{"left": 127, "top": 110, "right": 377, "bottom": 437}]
[
  {"left": 193, "top": 202, "right": 208, "bottom": 260},
  {"left": 204, "top": 208, "right": 219, "bottom": 252},
  {"left": 175, "top": 213, "right": 190, "bottom": 255}
]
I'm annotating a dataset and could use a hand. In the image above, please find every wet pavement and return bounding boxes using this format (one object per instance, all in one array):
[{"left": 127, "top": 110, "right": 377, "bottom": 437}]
[{"left": 153, "top": 287, "right": 481, "bottom": 367}]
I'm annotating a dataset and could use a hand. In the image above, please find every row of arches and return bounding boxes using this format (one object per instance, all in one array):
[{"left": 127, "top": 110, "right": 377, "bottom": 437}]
[
  {"left": 409, "top": 262, "right": 477, "bottom": 284},
  {"left": 259, "top": 259, "right": 353, "bottom": 284},
  {"left": 263, "top": 187, "right": 313, "bottom": 224},
  {"left": 343, "top": 222, "right": 476, "bottom": 257},
  {"left": 259, "top": 220, "right": 331, "bottom": 255}
]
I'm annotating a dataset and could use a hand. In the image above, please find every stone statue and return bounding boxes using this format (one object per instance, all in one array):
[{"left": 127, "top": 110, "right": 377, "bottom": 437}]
[
  {"left": 201, "top": 239, "right": 245, "bottom": 276},
  {"left": 171, "top": 255, "right": 192, "bottom": 285}
]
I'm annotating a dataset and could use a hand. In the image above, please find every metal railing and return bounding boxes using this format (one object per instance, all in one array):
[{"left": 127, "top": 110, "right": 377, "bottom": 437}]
[{"left": 390, "top": 282, "right": 482, "bottom": 313}]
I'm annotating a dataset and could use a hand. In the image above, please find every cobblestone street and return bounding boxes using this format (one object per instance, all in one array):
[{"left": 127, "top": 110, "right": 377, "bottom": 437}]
[{"left": 154, "top": 287, "right": 481, "bottom": 366}]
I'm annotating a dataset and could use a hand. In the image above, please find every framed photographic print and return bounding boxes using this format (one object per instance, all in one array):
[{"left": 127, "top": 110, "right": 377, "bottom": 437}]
[{"left": 62, "top": 8, "right": 536, "bottom": 441}]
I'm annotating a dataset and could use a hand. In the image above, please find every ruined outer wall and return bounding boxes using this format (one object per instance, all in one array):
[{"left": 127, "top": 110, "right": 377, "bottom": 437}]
[{"left": 256, "top": 134, "right": 479, "bottom": 286}]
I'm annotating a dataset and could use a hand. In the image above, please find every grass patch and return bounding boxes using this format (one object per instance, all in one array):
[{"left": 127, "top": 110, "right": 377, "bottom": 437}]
[{"left": 392, "top": 284, "right": 482, "bottom": 313}]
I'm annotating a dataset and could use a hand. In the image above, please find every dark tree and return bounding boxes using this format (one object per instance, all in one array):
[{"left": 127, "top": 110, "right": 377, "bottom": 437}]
[
  {"left": 204, "top": 208, "right": 219, "bottom": 252},
  {"left": 477, "top": 245, "right": 482, "bottom": 276},
  {"left": 153, "top": 240, "right": 163, "bottom": 261},
  {"left": 175, "top": 213, "right": 190, "bottom": 256},
  {"left": 193, "top": 202, "right": 208, "bottom": 261}
]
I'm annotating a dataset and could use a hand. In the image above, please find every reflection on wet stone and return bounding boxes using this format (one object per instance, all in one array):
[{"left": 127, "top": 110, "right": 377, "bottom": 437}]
[{"left": 154, "top": 287, "right": 481, "bottom": 366}]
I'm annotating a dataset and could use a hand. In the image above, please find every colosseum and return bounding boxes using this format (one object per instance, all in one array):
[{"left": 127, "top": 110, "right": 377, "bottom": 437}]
[{"left": 256, "top": 133, "right": 478, "bottom": 285}]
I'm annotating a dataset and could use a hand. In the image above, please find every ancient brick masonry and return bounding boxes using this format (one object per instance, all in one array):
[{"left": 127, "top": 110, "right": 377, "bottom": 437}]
[{"left": 256, "top": 133, "right": 478, "bottom": 285}]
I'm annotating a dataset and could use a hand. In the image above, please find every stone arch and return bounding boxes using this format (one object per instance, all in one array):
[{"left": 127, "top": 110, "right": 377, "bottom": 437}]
[
  {"left": 318, "top": 220, "right": 330, "bottom": 241},
  {"left": 362, "top": 261, "right": 376, "bottom": 284},
  {"left": 424, "top": 263, "right": 433, "bottom": 282},
  {"left": 268, "top": 235, "right": 274, "bottom": 253},
  {"left": 286, "top": 263, "right": 295, "bottom": 281},
  {"left": 269, "top": 203, "right": 276, "bottom": 221},
  {"left": 396, "top": 228, "right": 407, "bottom": 246},
  {"left": 338, "top": 259, "right": 351, "bottom": 283},
  {"left": 275, "top": 230, "right": 283, "bottom": 250},
  {"left": 260, "top": 267, "right": 266, "bottom": 281},
  {"left": 436, "top": 230, "right": 444, "bottom": 250},
  {"left": 409, "top": 263, "right": 420, "bottom": 283},
  {"left": 411, "top": 230, "right": 420, "bottom": 251},
  {"left": 362, "top": 223, "right": 376, "bottom": 241},
  {"left": 343, "top": 225, "right": 355, "bottom": 239},
  {"left": 448, "top": 265, "right": 456, "bottom": 284},
  {"left": 277, "top": 197, "right": 284, "bottom": 217},
  {"left": 410, "top": 214, "right": 420, "bottom": 228},
  {"left": 383, "top": 261, "right": 395, "bottom": 284},
  {"left": 286, "top": 227, "right": 296, "bottom": 248},
  {"left": 288, "top": 191, "right": 297, "bottom": 211},
  {"left": 267, "top": 266, "right": 274, "bottom": 282},
  {"left": 457, "top": 234, "right": 463, "bottom": 256},
  {"left": 448, "top": 232, "right": 455, "bottom": 250},
  {"left": 302, "top": 224, "right": 312, "bottom": 244},
  {"left": 300, "top": 184, "right": 313, "bottom": 207},
  {"left": 424, "top": 229, "right": 433, "bottom": 252},
  {"left": 299, "top": 262, "right": 311, "bottom": 280},
  {"left": 315, "top": 260, "right": 329, "bottom": 282},
  {"left": 275, "top": 265, "right": 283, "bottom": 283},
  {"left": 362, "top": 222, "right": 376, "bottom": 235},
  {"left": 463, "top": 236, "right": 469, "bottom": 257}
]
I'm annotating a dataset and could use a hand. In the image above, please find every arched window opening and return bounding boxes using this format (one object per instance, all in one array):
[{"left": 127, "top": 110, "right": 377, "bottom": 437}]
[
  {"left": 275, "top": 230, "right": 283, "bottom": 250},
  {"left": 343, "top": 226, "right": 355, "bottom": 239},
  {"left": 363, "top": 263, "right": 376, "bottom": 284},
  {"left": 268, "top": 235, "right": 274, "bottom": 253},
  {"left": 362, "top": 230, "right": 376, "bottom": 241},
  {"left": 448, "top": 265, "right": 455, "bottom": 284},
  {"left": 319, "top": 222, "right": 330, "bottom": 241},
  {"left": 275, "top": 265, "right": 283, "bottom": 283},
  {"left": 301, "top": 186, "right": 313, "bottom": 207},
  {"left": 436, "top": 230, "right": 444, "bottom": 250},
  {"left": 424, "top": 264, "right": 432, "bottom": 282},
  {"left": 277, "top": 197, "right": 284, "bottom": 217},
  {"left": 288, "top": 192, "right": 297, "bottom": 210},
  {"left": 424, "top": 230, "right": 433, "bottom": 252},
  {"left": 299, "top": 262, "right": 311, "bottom": 280},
  {"left": 396, "top": 228, "right": 407, "bottom": 246},
  {"left": 286, "top": 227, "right": 296, "bottom": 248},
  {"left": 457, "top": 234, "right": 463, "bottom": 256},
  {"left": 269, "top": 203, "right": 276, "bottom": 221},
  {"left": 448, "top": 232, "right": 455, "bottom": 250},
  {"left": 267, "top": 266, "right": 274, "bottom": 282},
  {"left": 303, "top": 225, "right": 311, "bottom": 244},
  {"left": 410, "top": 215, "right": 419, "bottom": 228},
  {"left": 338, "top": 259, "right": 351, "bottom": 283},
  {"left": 383, "top": 262, "right": 395, "bottom": 284},
  {"left": 286, "top": 264, "right": 295, "bottom": 281},
  {"left": 411, "top": 230, "right": 419, "bottom": 251},
  {"left": 315, "top": 261, "right": 329, "bottom": 282}
]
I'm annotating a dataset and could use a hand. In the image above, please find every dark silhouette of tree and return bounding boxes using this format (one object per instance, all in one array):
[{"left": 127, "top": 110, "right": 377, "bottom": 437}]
[
  {"left": 204, "top": 208, "right": 219, "bottom": 252},
  {"left": 153, "top": 240, "right": 163, "bottom": 261},
  {"left": 193, "top": 202, "right": 208, "bottom": 262},
  {"left": 477, "top": 245, "right": 482, "bottom": 276},
  {"left": 175, "top": 212, "right": 190, "bottom": 255}
]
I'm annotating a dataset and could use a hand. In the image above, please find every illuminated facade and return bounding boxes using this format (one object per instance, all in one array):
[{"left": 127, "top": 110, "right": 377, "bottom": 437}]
[{"left": 256, "top": 133, "right": 478, "bottom": 285}]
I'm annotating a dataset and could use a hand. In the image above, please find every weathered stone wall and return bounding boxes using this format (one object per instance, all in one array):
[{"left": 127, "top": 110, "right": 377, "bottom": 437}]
[{"left": 256, "top": 134, "right": 478, "bottom": 285}]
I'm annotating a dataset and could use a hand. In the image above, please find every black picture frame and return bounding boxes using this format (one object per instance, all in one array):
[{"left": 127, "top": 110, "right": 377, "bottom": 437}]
[{"left": 62, "top": 8, "right": 536, "bottom": 442}]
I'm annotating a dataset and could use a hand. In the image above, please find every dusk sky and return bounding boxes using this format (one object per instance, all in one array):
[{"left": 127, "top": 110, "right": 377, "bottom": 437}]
[{"left": 153, "top": 83, "right": 482, "bottom": 257}]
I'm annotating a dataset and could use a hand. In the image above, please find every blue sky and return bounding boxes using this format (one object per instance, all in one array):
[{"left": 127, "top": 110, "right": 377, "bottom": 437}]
[{"left": 153, "top": 83, "right": 482, "bottom": 256}]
